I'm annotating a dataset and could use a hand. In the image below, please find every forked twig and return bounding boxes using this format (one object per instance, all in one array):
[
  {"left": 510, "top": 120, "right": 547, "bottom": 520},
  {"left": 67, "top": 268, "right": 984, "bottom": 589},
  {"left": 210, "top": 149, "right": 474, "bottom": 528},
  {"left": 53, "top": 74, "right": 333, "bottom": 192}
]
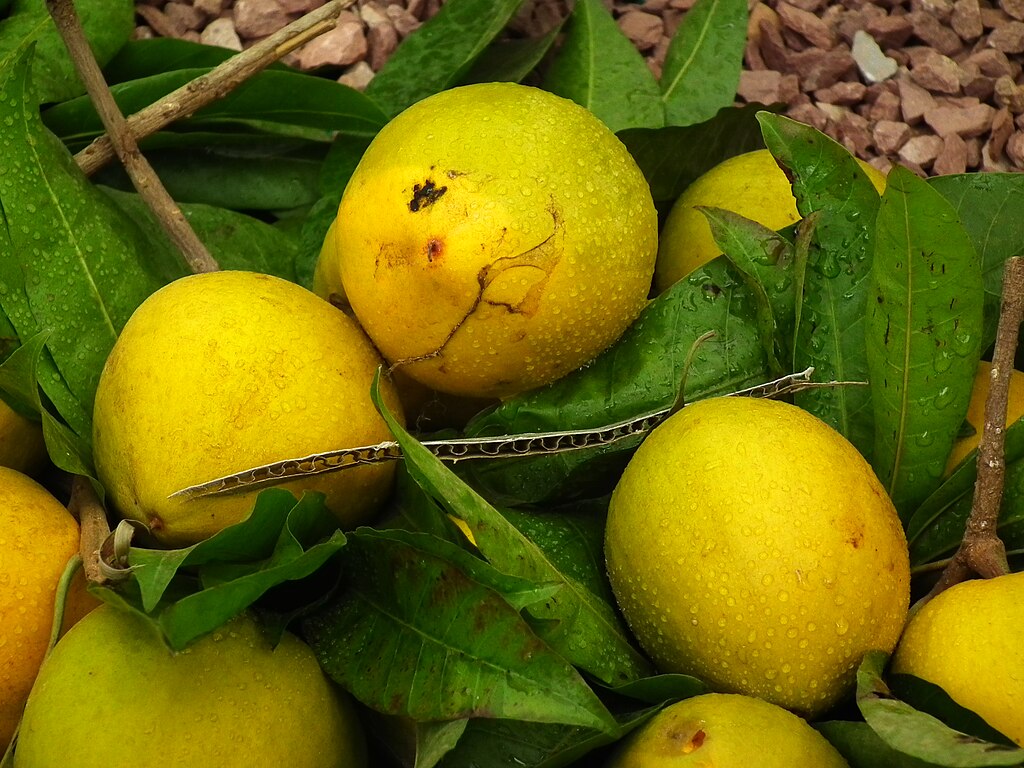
[
  {"left": 74, "top": 0, "right": 355, "bottom": 177},
  {"left": 46, "top": 0, "right": 218, "bottom": 274},
  {"left": 927, "top": 255, "right": 1024, "bottom": 599}
]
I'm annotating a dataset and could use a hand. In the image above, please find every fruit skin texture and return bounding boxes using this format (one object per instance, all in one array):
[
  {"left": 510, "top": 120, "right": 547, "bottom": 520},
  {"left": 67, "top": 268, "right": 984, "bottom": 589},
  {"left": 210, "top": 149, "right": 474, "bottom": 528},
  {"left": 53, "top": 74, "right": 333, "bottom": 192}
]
[
  {"left": 0, "top": 468, "right": 87, "bottom": 751},
  {"left": 605, "top": 397, "right": 910, "bottom": 718},
  {"left": 14, "top": 605, "right": 366, "bottom": 768},
  {"left": 945, "top": 362, "right": 1024, "bottom": 474},
  {"left": 654, "top": 149, "right": 887, "bottom": 291},
  {"left": 892, "top": 572, "right": 1024, "bottom": 745},
  {"left": 92, "top": 270, "right": 403, "bottom": 547},
  {"left": 608, "top": 693, "right": 849, "bottom": 767},
  {"left": 0, "top": 400, "right": 47, "bottom": 475},
  {"left": 332, "top": 82, "right": 658, "bottom": 399}
]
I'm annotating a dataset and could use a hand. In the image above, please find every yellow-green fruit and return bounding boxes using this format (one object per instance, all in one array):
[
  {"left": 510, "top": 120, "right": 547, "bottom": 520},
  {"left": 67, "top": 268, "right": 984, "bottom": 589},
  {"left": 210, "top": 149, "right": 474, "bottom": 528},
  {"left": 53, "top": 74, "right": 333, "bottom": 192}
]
[
  {"left": 608, "top": 693, "right": 849, "bottom": 767},
  {"left": 606, "top": 397, "right": 910, "bottom": 717},
  {"left": 945, "top": 362, "right": 1024, "bottom": 474},
  {"left": 14, "top": 605, "right": 366, "bottom": 768},
  {"left": 654, "top": 150, "right": 888, "bottom": 291},
  {"left": 0, "top": 400, "right": 47, "bottom": 475},
  {"left": 0, "top": 468, "right": 82, "bottom": 751},
  {"left": 892, "top": 572, "right": 1024, "bottom": 745},
  {"left": 93, "top": 270, "right": 403, "bottom": 547},
  {"left": 332, "top": 82, "right": 658, "bottom": 399},
  {"left": 313, "top": 219, "right": 346, "bottom": 306}
]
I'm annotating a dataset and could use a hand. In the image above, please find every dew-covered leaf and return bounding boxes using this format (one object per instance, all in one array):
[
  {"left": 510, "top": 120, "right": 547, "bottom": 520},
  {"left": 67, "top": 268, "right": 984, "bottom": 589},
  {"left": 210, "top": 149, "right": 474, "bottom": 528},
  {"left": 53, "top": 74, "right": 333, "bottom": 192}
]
[
  {"left": 543, "top": 0, "right": 663, "bottom": 133},
  {"left": 371, "top": 377, "right": 652, "bottom": 686},
  {"left": 365, "top": 0, "right": 524, "bottom": 118},
  {"left": 865, "top": 166, "right": 983, "bottom": 518},
  {"left": 659, "top": 0, "right": 747, "bottom": 127},
  {"left": 460, "top": 22, "right": 561, "bottom": 86},
  {"left": 757, "top": 112, "right": 882, "bottom": 460},
  {"left": 0, "top": 46, "right": 167, "bottom": 423},
  {"left": 303, "top": 527, "right": 618, "bottom": 733},
  {"left": 856, "top": 652, "right": 1024, "bottom": 767},
  {"left": 0, "top": 0, "right": 133, "bottom": 103},
  {"left": 929, "top": 173, "right": 1024, "bottom": 350},
  {"left": 461, "top": 257, "right": 770, "bottom": 506}
]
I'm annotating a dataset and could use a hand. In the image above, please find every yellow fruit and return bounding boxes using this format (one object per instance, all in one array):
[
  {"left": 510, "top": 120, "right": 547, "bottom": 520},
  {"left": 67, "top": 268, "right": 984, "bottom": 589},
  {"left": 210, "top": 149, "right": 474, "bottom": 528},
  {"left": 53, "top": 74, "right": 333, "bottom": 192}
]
[
  {"left": 313, "top": 219, "right": 346, "bottom": 306},
  {"left": 14, "top": 605, "right": 366, "bottom": 768},
  {"left": 0, "top": 400, "right": 47, "bottom": 475},
  {"left": 92, "top": 270, "right": 403, "bottom": 547},
  {"left": 608, "top": 693, "right": 849, "bottom": 767},
  {"left": 0, "top": 467, "right": 81, "bottom": 751},
  {"left": 331, "top": 82, "right": 658, "bottom": 399},
  {"left": 654, "top": 149, "right": 888, "bottom": 291},
  {"left": 892, "top": 572, "right": 1024, "bottom": 745},
  {"left": 945, "top": 362, "right": 1024, "bottom": 474},
  {"left": 605, "top": 397, "right": 910, "bottom": 717}
]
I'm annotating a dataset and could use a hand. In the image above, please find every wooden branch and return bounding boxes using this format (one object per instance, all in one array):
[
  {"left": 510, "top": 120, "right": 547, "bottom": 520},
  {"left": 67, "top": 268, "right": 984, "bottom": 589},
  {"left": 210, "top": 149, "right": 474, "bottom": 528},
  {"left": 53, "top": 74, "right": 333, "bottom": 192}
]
[
  {"left": 46, "top": 0, "right": 219, "bottom": 274},
  {"left": 75, "top": 0, "right": 354, "bottom": 177},
  {"left": 68, "top": 476, "right": 110, "bottom": 586},
  {"left": 927, "top": 255, "right": 1024, "bottom": 599}
]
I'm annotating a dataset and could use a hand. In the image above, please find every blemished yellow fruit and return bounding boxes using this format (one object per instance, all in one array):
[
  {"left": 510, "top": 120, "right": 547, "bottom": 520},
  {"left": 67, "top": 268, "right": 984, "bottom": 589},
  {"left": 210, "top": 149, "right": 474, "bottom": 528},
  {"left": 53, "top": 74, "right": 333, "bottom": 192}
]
[
  {"left": 92, "top": 270, "right": 404, "bottom": 547},
  {"left": 945, "top": 362, "right": 1024, "bottom": 474},
  {"left": 14, "top": 605, "right": 366, "bottom": 768},
  {"left": 607, "top": 693, "right": 849, "bottom": 767},
  {"left": 331, "top": 82, "right": 658, "bottom": 400},
  {"left": 892, "top": 572, "right": 1024, "bottom": 745},
  {"left": 654, "top": 149, "right": 888, "bottom": 291},
  {"left": 605, "top": 397, "right": 910, "bottom": 718},
  {"left": 0, "top": 400, "right": 47, "bottom": 475},
  {"left": 0, "top": 468, "right": 83, "bottom": 751}
]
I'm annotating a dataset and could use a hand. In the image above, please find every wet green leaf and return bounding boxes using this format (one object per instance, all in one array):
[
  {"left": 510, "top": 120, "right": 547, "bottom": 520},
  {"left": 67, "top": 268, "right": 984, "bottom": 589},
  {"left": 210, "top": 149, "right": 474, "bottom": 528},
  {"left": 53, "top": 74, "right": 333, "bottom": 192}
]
[
  {"left": 0, "top": 0, "right": 133, "bottom": 103},
  {"left": 857, "top": 652, "right": 1024, "bottom": 767},
  {"left": 599, "top": 673, "right": 706, "bottom": 706},
  {"left": 618, "top": 104, "right": 765, "bottom": 205},
  {"left": 543, "top": 0, "right": 663, "bottom": 133},
  {"left": 415, "top": 719, "right": 469, "bottom": 768},
  {"left": 659, "top": 0, "right": 747, "bottom": 127},
  {"left": 94, "top": 489, "right": 346, "bottom": 651},
  {"left": 461, "top": 257, "right": 770, "bottom": 506},
  {"left": 101, "top": 37, "right": 275, "bottom": 83},
  {"left": 0, "top": 46, "right": 166, "bottom": 424},
  {"left": 889, "top": 674, "right": 1018, "bottom": 747},
  {"left": 816, "top": 721, "right": 942, "bottom": 768},
  {"left": 866, "top": 166, "right": 983, "bottom": 518},
  {"left": 303, "top": 527, "right": 618, "bottom": 733},
  {"left": 929, "top": 174, "right": 1024, "bottom": 350},
  {"left": 461, "top": 22, "right": 562, "bottom": 86},
  {"left": 372, "top": 377, "right": 652, "bottom": 686},
  {"left": 365, "top": 0, "right": 524, "bottom": 118},
  {"left": 757, "top": 112, "right": 882, "bottom": 459}
]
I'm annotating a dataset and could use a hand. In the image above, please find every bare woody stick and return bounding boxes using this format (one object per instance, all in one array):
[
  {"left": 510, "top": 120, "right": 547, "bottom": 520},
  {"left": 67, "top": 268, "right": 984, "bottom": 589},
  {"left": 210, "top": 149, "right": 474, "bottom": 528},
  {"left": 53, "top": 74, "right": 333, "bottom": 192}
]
[
  {"left": 68, "top": 476, "right": 110, "bottom": 586},
  {"left": 46, "top": 0, "right": 218, "bottom": 274},
  {"left": 75, "top": 0, "right": 354, "bottom": 177},
  {"left": 927, "top": 255, "right": 1024, "bottom": 599}
]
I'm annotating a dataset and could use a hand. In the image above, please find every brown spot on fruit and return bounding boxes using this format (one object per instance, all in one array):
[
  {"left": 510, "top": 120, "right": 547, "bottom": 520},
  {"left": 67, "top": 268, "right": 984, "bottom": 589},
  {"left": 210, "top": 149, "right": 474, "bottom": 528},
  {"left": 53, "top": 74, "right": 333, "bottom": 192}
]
[
  {"left": 409, "top": 180, "right": 447, "bottom": 212},
  {"left": 667, "top": 725, "right": 707, "bottom": 755},
  {"left": 426, "top": 238, "right": 444, "bottom": 263}
]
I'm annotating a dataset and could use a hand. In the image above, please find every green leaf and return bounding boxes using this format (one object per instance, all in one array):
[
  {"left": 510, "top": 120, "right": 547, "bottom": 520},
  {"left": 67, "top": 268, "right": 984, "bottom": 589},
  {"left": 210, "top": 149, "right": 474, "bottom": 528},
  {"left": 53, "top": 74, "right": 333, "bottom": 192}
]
[
  {"left": 600, "top": 673, "right": 706, "bottom": 706},
  {"left": 303, "top": 528, "right": 618, "bottom": 733},
  {"left": 371, "top": 376, "right": 652, "bottom": 686},
  {"left": 365, "top": 0, "right": 524, "bottom": 118},
  {"left": 0, "top": 45, "right": 166, "bottom": 424},
  {"left": 100, "top": 188, "right": 299, "bottom": 282},
  {"left": 659, "top": 0, "right": 747, "bottom": 127},
  {"left": 101, "top": 37, "right": 269, "bottom": 83},
  {"left": 889, "top": 674, "right": 1018, "bottom": 747},
  {"left": 415, "top": 720, "right": 469, "bottom": 768},
  {"left": 0, "top": 0, "right": 133, "bottom": 103},
  {"left": 929, "top": 174, "right": 1024, "bottom": 350},
  {"left": 461, "top": 257, "right": 771, "bottom": 505},
  {"left": 0, "top": 331, "right": 93, "bottom": 477},
  {"left": 857, "top": 651, "right": 1024, "bottom": 767},
  {"left": 865, "top": 166, "right": 984, "bottom": 518},
  {"left": 618, "top": 104, "right": 765, "bottom": 205},
  {"left": 757, "top": 112, "right": 882, "bottom": 459},
  {"left": 816, "top": 721, "right": 942, "bottom": 768},
  {"left": 543, "top": 0, "right": 663, "bottom": 133},
  {"left": 95, "top": 489, "right": 346, "bottom": 651},
  {"left": 460, "top": 22, "right": 562, "bottom": 86}
]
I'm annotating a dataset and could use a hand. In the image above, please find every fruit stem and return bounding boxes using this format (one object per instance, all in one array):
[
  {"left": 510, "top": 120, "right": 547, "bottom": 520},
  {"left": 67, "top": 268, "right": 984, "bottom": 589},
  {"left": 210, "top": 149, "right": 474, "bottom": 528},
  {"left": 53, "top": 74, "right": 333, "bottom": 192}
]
[
  {"left": 73, "top": 0, "right": 355, "bottom": 177},
  {"left": 45, "top": 0, "right": 219, "bottom": 275},
  {"left": 927, "top": 256, "right": 1024, "bottom": 599},
  {"left": 68, "top": 476, "right": 111, "bottom": 586}
]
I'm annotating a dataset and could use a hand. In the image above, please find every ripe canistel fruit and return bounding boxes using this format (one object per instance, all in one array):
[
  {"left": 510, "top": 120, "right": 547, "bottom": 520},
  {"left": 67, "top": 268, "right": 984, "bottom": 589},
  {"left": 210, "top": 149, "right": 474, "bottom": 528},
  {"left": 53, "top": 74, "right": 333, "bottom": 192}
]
[
  {"left": 606, "top": 397, "right": 909, "bottom": 718},
  {"left": 328, "top": 82, "right": 657, "bottom": 400}
]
